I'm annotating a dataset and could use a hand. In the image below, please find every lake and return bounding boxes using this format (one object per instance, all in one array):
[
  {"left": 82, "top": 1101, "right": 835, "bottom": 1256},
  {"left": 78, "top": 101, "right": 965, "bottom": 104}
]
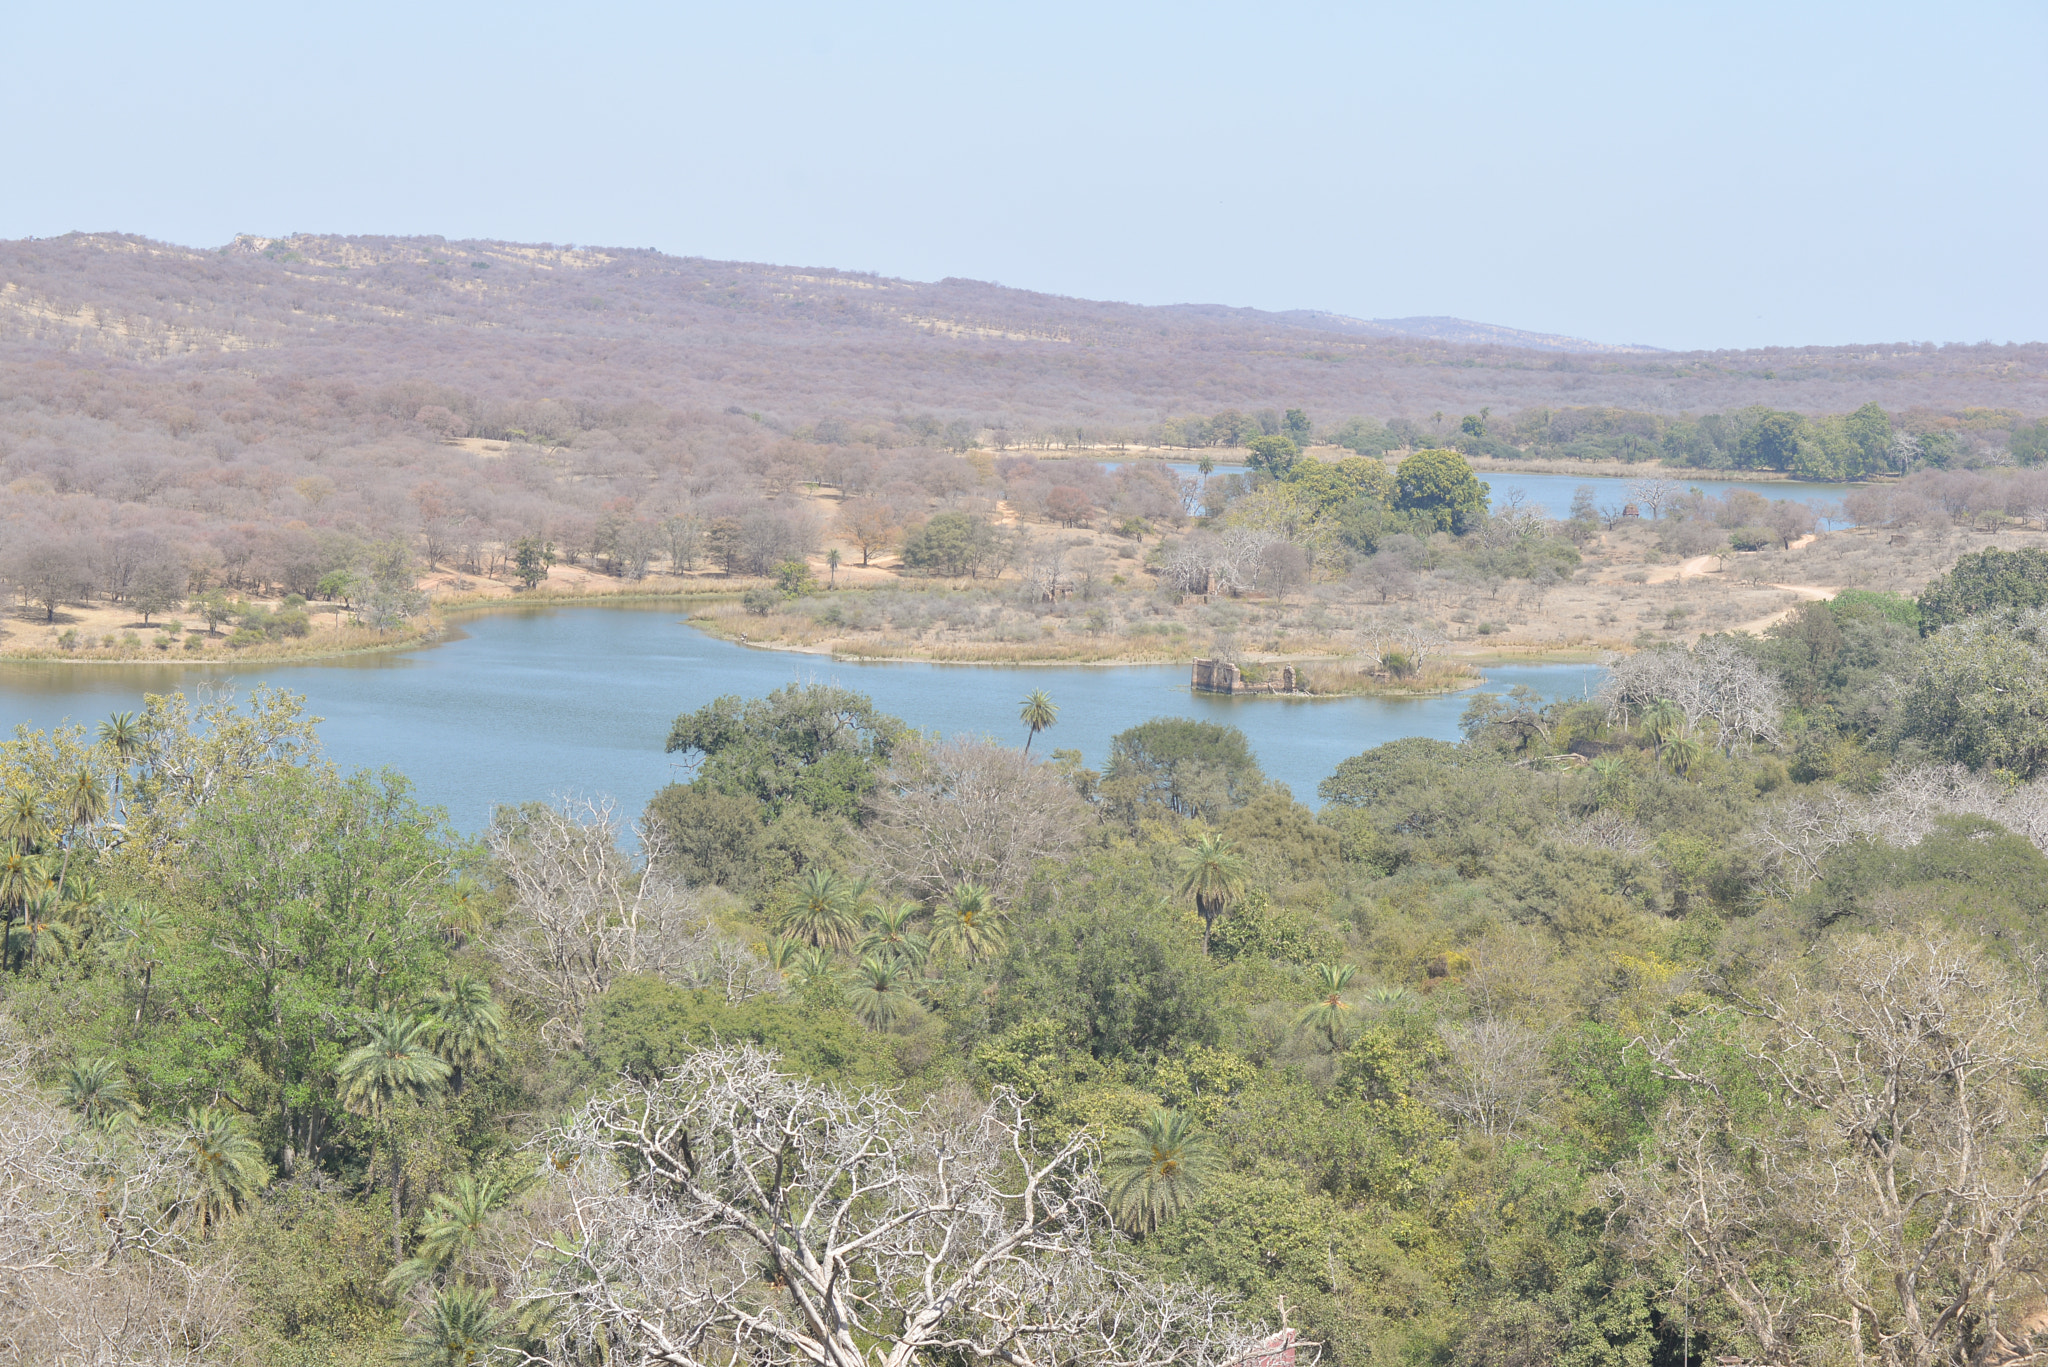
[
  {"left": 0, "top": 606, "right": 1603, "bottom": 833},
  {"left": 1099, "top": 459, "right": 1856, "bottom": 524}
]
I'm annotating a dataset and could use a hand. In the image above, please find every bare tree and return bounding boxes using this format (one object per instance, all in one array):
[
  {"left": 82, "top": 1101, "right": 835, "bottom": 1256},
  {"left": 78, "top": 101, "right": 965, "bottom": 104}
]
[
  {"left": 1429, "top": 1017, "right": 1549, "bottom": 1139},
  {"left": 511, "top": 1044, "right": 1276, "bottom": 1367},
  {"left": 2, "top": 534, "right": 93, "bottom": 624},
  {"left": 836, "top": 499, "right": 899, "bottom": 568},
  {"left": 861, "top": 737, "right": 1089, "bottom": 903},
  {"left": 1625, "top": 477, "right": 1680, "bottom": 520},
  {"left": 1614, "top": 934, "right": 2048, "bottom": 1367},
  {"left": 486, "top": 799, "right": 773, "bottom": 1045},
  {"left": 1020, "top": 536, "right": 1068, "bottom": 602},
  {"left": 1601, "top": 638, "right": 1783, "bottom": 749},
  {"left": 0, "top": 1029, "right": 246, "bottom": 1365},
  {"left": 1748, "top": 763, "right": 2048, "bottom": 897}
]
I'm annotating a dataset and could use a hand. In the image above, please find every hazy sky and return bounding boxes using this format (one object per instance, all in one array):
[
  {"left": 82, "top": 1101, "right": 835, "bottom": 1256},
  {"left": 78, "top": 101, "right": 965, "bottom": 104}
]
[{"left": 6, "top": 1, "right": 2042, "bottom": 351}]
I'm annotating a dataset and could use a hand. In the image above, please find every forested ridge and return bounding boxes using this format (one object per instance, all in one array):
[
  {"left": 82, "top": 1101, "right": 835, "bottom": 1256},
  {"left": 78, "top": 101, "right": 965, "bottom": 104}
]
[
  {"left": 10, "top": 545, "right": 2048, "bottom": 1364},
  {"left": 3, "top": 230, "right": 2045, "bottom": 663}
]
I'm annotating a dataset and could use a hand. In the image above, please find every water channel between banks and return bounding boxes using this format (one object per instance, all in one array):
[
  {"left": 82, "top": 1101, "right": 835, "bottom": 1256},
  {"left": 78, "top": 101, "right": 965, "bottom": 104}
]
[
  {"left": 0, "top": 604, "right": 1605, "bottom": 834},
  {"left": 1108, "top": 462, "right": 1857, "bottom": 524}
]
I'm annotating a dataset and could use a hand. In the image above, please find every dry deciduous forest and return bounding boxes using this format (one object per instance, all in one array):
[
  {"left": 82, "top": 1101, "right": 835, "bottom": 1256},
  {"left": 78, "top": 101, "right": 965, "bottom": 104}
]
[{"left": 2, "top": 231, "right": 2044, "bottom": 664}]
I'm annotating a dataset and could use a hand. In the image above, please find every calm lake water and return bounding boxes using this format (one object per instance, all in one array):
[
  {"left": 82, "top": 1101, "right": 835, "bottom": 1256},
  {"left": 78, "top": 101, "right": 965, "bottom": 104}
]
[
  {"left": 0, "top": 606, "right": 1603, "bottom": 833},
  {"left": 1101, "top": 460, "right": 1855, "bottom": 524}
]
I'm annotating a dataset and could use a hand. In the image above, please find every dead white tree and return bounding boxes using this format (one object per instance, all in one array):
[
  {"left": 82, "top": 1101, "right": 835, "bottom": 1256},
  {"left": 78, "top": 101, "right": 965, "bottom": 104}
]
[
  {"left": 1747, "top": 764, "right": 2048, "bottom": 897},
  {"left": 1625, "top": 477, "right": 1680, "bottom": 520},
  {"left": 1400, "top": 617, "right": 1450, "bottom": 671},
  {"left": 1429, "top": 1017, "right": 1549, "bottom": 1139},
  {"left": 1601, "top": 639, "right": 1783, "bottom": 749},
  {"left": 513, "top": 1045, "right": 1277, "bottom": 1367},
  {"left": 0, "top": 1031, "right": 245, "bottom": 1365},
  {"left": 1613, "top": 934, "right": 2048, "bottom": 1367},
  {"left": 486, "top": 799, "right": 774, "bottom": 1045},
  {"left": 860, "top": 737, "right": 1088, "bottom": 904},
  {"left": 1020, "top": 536, "right": 1068, "bottom": 602}
]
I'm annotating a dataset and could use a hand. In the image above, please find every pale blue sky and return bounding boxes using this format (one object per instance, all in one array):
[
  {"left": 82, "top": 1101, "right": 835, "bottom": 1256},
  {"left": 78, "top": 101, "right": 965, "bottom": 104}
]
[{"left": 5, "top": 1, "right": 2041, "bottom": 351}]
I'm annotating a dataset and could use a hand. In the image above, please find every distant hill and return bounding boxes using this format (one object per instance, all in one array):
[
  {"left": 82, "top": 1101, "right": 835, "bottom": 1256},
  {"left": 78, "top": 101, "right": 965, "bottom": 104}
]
[
  {"left": 0, "top": 231, "right": 2039, "bottom": 430},
  {"left": 1280, "top": 311, "right": 1663, "bottom": 354}
]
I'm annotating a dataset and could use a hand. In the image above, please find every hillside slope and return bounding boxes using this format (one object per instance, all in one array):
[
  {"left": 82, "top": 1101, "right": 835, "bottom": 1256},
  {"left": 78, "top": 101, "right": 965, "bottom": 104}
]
[{"left": 2, "top": 232, "right": 2041, "bottom": 428}]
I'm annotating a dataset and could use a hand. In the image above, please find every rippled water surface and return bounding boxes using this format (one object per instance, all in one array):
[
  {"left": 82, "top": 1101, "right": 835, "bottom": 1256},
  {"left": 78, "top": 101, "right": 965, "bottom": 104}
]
[{"left": 0, "top": 606, "right": 1604, "bottom": 831}]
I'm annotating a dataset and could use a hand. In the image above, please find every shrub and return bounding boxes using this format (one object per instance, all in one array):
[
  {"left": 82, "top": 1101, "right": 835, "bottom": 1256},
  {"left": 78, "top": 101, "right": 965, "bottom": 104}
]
[
  {"left": 742, "top": 586, "right": 779, "bottom": 616},
  {"left": 1728, "top": 526, "right": 1772, "bottom": 551}
]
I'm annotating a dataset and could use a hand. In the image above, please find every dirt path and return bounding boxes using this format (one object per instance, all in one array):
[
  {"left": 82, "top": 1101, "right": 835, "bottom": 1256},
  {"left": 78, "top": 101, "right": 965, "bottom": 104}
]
[{"left": 1728, "top": 582, "right": 1838, "bottom": 635}]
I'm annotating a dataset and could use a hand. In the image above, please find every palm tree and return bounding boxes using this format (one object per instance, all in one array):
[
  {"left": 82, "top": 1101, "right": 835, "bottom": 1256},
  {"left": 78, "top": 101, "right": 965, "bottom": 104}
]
[
  {"left": 385, "top": 1172, "right": 525, "bottom": 1291},
  {"left": 395, "top": 1285, "right": 509, "bottom": 1367},
  {"left": 0, "top": 850, "right": 52, "bottom": 973},
  {"left": 760, "top": 934, "right": 805, "bottom": 975},
  {"left": 110, "top": 900, "right": 174, "bottom": 1024},
  {"left": 1663, "top": 732, "right": 1706, "bottom": 778},
  {"left": 857, "top": 901, "right": 931, "bottom": 970},
  {"left": 787, "top": 945, "right": 840, "bottom": 993},
  {"left": 846, "top": 955, "right": 923, "bottom": 1031},
  {"left": 1175, "top": 833, "right": 1247, "bottom": 953},
  {"left": 49, "top": 765, "right": 108, "bottom": 904},
  {"left": 9, "top": 889, "right": 76, "bottom": 969},
  {"left": 932, "top": 882, "right": 1005, "bottom": 965},
  {"left": 1102, "top": 1108, "right": 1218, "bottom": 1235},
  {"left": 1294, "top": 963, "right": 1359, "bottom": 1047},
  {"left": 98, "top": 711, "right": 145, "bottom": 769},
  {"left": 1362, "top": 984, "right": 1416, "bottom": 1012},
  {"left": 424, "top": 976, "right": 505, "bottom": 1094},
  {"left": 179, "top": 1105, "right": 270, "bottom": 1232},
  {"left": 62, "top": 1058, "right": 141, "bottom": 1132},
  {"left": 1019, "top": 690, "right": 1059, "bottom": 754},
  {"left": 0, "top": 789, "right": 48, "bottom": 852},
  {"left": 338, "top": 1009, "right": 452, "bottom": 1259},
  {"left": 1641, "top": 700, "right": 1683, "bottom": 754},
  {"left": 777, "top": 868, "right": 860, "bottom": 950}
]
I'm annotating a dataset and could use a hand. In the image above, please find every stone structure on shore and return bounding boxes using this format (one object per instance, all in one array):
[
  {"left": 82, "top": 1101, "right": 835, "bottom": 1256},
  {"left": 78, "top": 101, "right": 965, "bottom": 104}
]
[{"left": 1191, "top": 658, "right": 1300, "bottom": 695}]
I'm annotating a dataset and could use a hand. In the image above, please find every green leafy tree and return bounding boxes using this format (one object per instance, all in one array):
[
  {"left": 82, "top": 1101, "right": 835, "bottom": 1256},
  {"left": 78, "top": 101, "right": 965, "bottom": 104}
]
[
  {"left": 1101, "top": 718, "right": 1265, "bottom": 821},
  {"left": 1393, "top": 448, "right": 1489, "bottom": 533},
  {"left": 1246, "top": 435, "right": 1301, "bottom": 480},
  {"left": 1917, "top": 547, "right": 2048, "bottom": 633},
  {"left": 1282, "top": 408, "right": 1313, "bottom": 447},
  {"left": 1294, "top": 962, "right": 1359, "bottom": 1046},
  {"left": 642, "top": 783, "right": 766, "bottom": 890},
  {"left": 1739, "top": 409, "right": 1805, "bottom": 470},
  {"left": 193, "top": 589, "right": 234, "bottom": 636},
  {"left": 1286, "top": 455, "right": 1394, "bottom": 511},
  {"left": 900, "top": 512, "right": 1002, "bottom": 578},
  {"left": 511, "top": 537, "right": 555, "bottom": 590},
  {"left": 775, "top": 559, "right": 817, "bottom": 597},
  {"left": 169, "top": 765, "right": 455, "bottom": 1175},
  {"left": 665, "top": 683, "right": 905, "bottom": 821},
  {"left": 1019, "top": 689, "right": 1058, "bottom": 754},
  {"left": 1895, "top": 615, "right": 2048, "bottom": 777},
  {"left": 1102, "top": 1108, "right": 1218, "bottom": 1234},
  {"left": 338, "top": 1009, "right": 452, "bottom": 1258}
]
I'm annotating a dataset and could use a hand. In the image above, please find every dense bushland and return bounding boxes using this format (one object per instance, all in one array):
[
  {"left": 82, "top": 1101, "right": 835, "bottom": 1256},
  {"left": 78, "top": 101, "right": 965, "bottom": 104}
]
[{"left": 8, "top": 546, "right": 2048, "bottom": 1363}]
